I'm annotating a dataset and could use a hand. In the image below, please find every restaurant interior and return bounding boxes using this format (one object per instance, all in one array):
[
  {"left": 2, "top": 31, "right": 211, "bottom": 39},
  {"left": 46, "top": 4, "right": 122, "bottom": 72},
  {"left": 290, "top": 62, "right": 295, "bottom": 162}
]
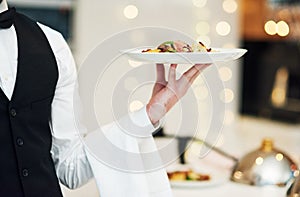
[{"left": 7, "top": 0, "right": 300, "bottom": 196}]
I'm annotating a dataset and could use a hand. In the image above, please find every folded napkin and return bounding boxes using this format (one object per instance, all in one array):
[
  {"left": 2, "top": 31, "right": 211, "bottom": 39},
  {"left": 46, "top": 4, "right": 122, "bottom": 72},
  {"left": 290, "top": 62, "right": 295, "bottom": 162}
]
[{"left": 84, "top": 107, "right": 173, "bottom": 197}]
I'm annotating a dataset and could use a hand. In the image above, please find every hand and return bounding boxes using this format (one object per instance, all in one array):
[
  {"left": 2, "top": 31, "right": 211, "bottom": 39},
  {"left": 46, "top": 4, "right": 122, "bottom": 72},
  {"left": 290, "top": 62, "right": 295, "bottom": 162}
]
[{"left": 146, "top": 63, "right": 211, "bottom": 125}]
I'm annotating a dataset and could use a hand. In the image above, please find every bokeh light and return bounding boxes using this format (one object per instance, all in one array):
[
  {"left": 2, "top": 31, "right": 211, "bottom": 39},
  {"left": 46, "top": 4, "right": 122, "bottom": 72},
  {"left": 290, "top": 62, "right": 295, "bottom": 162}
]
[
  {"left": 255, "top": 157, "right": 264, "bottom": 165},
  {"left": 219, "top": 66, "right": 233, "bottom": 82},
  {"left": 220, "top": 88, "right": 234, "bottom": 103},
  {"left": 129, "top": 100, "right": 144, "bottom": 112},
  {"left": 277, "top": 20, "right": 289, "bottom": 37},
  {"left": 123, "top": 5, "right": 139, "bottom": 19},
  {"left": 264, "top": 20, "right": 277, "bottom": 35},
  {"left": 216, "top": 21, "right": 231, "bottom": 36},
  {"left": 223, "top": 0, "right": 238, "bottom": 13},
  {"left": 264, "top": 20, "right": 289, "bottom": 37}
]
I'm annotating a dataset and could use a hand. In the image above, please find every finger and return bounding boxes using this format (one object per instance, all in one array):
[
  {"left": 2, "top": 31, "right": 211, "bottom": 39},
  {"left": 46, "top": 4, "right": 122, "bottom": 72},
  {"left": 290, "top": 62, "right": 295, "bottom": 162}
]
[
  {"left": 181, "top": 64, "right": 202, "bottom": 81},
  {"left": 190, "top": 64, "right": 210, "bottom": 82},
  {"left": 178, "top": 64, "right": 208, "bottom": 85},
  {"left": 195, "top": 63, "right": 211, "bottom": 70},
  {"left": 156, "top": 64, "right": 166, "bottom": 82},
  {"left": 190, "top": 70, "right": 201, "bottom": 84},
  {"left": 168, "top": 64, "right": 177, "bottom": 84},
  {"left": 190, "top": 64, "right": 211, "bottom": 83}
]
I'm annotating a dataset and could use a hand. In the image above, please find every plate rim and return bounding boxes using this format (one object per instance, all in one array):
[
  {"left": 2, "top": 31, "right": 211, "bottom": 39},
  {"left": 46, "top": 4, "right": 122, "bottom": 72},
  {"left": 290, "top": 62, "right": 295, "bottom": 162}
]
[
  {"left": 120, "top": 47, "right": 247, "bottom": 64},
  {"left": 121, "top": 47, "right": 247, "bottom": 54},
  {"left": 167, "top": 164, "right": 229, "bottom": 188},
  {"left": 169, "top": 172, "right": 228, "bottom": 188}
]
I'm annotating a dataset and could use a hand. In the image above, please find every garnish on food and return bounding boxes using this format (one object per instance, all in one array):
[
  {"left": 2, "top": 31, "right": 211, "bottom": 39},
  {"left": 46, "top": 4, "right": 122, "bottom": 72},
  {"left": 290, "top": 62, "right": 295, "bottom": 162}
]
[
  {"left": 167, "top": 170, "right": 211, "bottom": 181},
  {"left": 142, "top": 40, "right": 212, "bottom": 53}
]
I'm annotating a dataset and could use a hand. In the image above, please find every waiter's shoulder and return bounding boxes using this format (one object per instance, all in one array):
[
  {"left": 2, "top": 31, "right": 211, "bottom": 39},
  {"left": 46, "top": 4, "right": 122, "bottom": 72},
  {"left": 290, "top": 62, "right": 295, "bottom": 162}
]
[{"left": 37, "top": 22, "right": 69, "bottom": 52}]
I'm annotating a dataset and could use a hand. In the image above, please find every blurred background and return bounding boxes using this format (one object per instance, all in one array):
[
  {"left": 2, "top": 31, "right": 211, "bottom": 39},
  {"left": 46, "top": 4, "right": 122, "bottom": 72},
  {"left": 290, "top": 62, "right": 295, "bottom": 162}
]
[{"left": 7, "top": 0, "right": 300, "bottom": 196}]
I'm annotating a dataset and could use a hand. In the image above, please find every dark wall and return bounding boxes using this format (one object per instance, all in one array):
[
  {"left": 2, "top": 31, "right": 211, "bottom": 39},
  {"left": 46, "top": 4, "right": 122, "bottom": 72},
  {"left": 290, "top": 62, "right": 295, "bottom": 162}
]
[{"left": 240, "top": 40, "right": 300, "bottom": 123}]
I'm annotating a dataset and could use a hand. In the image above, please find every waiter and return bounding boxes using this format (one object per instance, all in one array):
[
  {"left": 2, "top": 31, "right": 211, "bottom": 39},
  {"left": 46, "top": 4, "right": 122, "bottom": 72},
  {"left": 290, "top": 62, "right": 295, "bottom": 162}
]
[{"left": 0, "top": 0, "right": 209, "bottom": 196}]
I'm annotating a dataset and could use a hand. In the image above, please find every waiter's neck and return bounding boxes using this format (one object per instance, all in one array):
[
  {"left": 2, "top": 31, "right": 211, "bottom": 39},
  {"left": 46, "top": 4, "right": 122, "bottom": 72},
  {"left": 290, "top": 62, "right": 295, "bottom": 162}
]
[{"left": 0, "top": 0, "right": 8, "bottom": 13}]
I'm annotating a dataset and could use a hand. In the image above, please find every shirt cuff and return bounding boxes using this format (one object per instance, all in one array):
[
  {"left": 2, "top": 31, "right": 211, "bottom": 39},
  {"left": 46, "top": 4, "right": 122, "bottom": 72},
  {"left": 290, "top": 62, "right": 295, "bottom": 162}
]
[{"left": 128, "top": 106, "right": 161, "bottom": 137}]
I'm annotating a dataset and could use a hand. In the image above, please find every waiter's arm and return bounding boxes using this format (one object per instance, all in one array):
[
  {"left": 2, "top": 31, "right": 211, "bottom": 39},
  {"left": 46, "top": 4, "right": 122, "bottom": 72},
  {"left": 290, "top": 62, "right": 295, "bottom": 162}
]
[{"left": 42, "top": 23, "right": 94, "bottom": 189}]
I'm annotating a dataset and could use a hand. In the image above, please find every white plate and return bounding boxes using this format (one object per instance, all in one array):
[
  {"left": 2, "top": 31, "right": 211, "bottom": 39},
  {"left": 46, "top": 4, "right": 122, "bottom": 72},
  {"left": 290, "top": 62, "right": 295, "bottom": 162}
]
[
  {"left": 167, "top": 164, "right": 228, "bottom": 188},
  {"left": 121, "top": 48, "right": 247, "bottom": 64},
  {"left": 169, "top": 172, "right": 227, "bottom": 188}
]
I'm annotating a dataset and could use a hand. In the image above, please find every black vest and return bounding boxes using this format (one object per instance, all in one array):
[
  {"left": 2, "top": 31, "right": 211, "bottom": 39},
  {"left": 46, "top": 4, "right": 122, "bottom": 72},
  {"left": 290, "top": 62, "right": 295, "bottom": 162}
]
[{"left": 0, "top": 12, "right": 63, "bottom": 197}]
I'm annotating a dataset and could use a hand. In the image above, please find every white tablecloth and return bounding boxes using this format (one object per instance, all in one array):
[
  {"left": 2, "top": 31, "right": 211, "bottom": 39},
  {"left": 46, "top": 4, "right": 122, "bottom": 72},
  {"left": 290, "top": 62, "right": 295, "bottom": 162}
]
[{"left": 172, "top": 181, "right": 288, "bottom": 197}]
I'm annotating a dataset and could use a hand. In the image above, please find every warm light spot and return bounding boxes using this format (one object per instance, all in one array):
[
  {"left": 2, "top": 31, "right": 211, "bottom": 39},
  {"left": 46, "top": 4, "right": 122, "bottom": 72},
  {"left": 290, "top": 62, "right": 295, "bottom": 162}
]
[
  {"left": 216, "top": 21, "right": 231, "bottom": 36},
  {"left": 271, "top": 67, "right": 288, "bottom": 107},
  {"left": 256, "top": 157, "right": 264, "bottom": 165},
  {"left": 264, "top": 20, "right": 277, "bottom": 35},
  {"left": 294, "top": 170, "right": 299, "bottom": 177},
  {"left": 196, "top": 21, "right": 210, "bottom": 35},
  {"left": 220, "top": 89, "right": 234, "bottom": 103},
  {"left": 123, "top": 5, "right": 139, "bottom": 19},
  {"left": 277, "top": 21, "right": 289, "bottom": 37},
  {"left": 219, "top": 67, "right": 232, "bottom": 81},
  {"left": 194, "top": 86, "right": 209, "bottom": 100},
  {"left": 272, "top": 88, "right": 286, "bottom": 106},
  {"left": 129, "top": 100, "right": 144, "bottom": 112},
  {"left": 193, "top": 0, "right": 207, "bottom": 8},
  {"left": 276, "top": 153, "right": 284, "bottom": 161},
  {"left": 234, "top": 171, "right": 243, "bottom": 179},
  {"left": 223, "top": 0, "right": 238, "bottom": 13},
  {"left": 128, "top": 59, "right": 143, "bottom": 67}
]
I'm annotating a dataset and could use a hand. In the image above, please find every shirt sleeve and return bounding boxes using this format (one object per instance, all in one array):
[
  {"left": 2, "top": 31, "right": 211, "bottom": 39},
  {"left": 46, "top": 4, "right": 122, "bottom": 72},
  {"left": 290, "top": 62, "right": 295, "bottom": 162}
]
[{"left": 40, "top": 23, "right": 93, "bottom": 189}]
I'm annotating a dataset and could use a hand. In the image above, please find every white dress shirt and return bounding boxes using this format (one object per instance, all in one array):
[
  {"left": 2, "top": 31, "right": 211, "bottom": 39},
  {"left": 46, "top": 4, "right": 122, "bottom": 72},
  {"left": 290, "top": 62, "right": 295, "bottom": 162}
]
[{"left": 0, "top": 8, "right": 172, "bottom": 196}]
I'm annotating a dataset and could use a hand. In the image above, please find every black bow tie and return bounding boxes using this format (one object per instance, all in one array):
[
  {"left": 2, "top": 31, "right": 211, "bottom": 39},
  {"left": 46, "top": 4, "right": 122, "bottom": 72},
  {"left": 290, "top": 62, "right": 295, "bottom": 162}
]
[{"left": 0, "top": 7, "right": 16, "bottom": 29}]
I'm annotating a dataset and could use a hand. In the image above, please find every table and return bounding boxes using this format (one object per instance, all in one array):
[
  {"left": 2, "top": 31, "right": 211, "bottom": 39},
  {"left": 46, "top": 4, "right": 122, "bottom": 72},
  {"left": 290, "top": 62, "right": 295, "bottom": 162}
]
[
  {"left": 62, "top": 115, "right": 300, "bottom": 197},
  {"left": 172, "top": 181, "right": 288, "bottom": 197}
]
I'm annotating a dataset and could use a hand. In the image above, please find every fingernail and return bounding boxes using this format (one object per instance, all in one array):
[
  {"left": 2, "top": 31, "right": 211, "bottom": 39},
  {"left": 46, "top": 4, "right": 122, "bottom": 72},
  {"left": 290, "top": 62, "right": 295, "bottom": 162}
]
[{"left": 171, "top": 64, "right": 177, "bottom": 69}]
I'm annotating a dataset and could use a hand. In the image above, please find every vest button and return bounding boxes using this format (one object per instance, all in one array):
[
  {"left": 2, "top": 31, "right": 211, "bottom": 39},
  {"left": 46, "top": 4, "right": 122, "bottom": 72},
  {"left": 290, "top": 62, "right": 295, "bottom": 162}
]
[
  {"left": 22, "top": 169, "right": 29, "bottom": 177},
  {"left": 16, "top": 138, "right": 24, "bottom": 146},
  {"left": 10, "top": 109, "right": 17, "bottom": 117}
]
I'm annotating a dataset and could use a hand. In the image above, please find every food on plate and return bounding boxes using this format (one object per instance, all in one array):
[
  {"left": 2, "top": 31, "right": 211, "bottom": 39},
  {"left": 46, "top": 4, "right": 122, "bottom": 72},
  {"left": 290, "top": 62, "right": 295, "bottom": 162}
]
[
  {"left": 142, "top": 40, "right": 212, "bottom": 53},
  {"left": 193, "top": 41, "right": 212, "bottom": 52},
  {"left": 158, "top": 40, "right": 193, "bottom": 52},
  {"left": 167, "top": 170, "right": 211, "bottom": 181}
]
